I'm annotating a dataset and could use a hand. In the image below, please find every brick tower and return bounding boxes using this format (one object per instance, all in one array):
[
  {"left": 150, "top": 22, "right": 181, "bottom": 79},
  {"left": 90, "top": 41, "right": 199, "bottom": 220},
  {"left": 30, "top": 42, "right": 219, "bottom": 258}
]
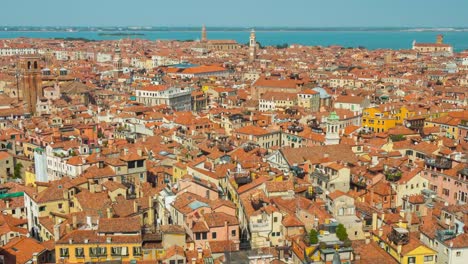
[{"left": 20, "top": 56, "right": 42, "bottom": 115}]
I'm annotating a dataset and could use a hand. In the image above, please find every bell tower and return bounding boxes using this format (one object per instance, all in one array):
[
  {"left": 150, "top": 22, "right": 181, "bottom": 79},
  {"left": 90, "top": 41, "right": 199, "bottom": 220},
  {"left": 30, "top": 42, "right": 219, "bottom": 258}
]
[
  {"left": 249, "top": 29, "right": 257, "bottom": 63},
  {"left": 113, "top": 43, "right": 123, "bottom": 70},
  {"left": 201, "top": 25, "right": 207, "bottom": 42},
  {"left": 325, "top": 112, "right": 340, "bottom": 145},
  {"left": 20, "top": 56, "right": 42, "bottom": 115}
]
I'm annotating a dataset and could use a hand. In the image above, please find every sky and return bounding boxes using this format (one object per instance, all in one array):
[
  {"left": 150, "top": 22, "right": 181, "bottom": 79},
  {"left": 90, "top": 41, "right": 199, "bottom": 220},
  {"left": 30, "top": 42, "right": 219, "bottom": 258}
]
[{"left": 1, "top": 0, "right": 467, "bottom": 27}]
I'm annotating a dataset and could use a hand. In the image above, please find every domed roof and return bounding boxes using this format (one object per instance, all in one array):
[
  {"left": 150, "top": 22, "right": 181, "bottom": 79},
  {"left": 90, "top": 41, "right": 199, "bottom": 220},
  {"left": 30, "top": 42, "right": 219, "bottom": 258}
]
[{"left": 312, "top": 87, "right": 331, "bottom": 99}]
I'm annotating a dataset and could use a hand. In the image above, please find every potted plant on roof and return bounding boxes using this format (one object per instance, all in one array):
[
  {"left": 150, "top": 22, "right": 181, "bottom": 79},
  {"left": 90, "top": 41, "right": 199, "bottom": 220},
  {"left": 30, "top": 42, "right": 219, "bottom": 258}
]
[{"left": 384, "top": 167, "right": 402, "bottom": 182}]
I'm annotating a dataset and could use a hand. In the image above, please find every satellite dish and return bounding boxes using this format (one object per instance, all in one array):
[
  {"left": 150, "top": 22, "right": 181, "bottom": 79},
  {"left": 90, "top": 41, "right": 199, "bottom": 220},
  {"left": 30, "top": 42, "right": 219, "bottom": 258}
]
[{"left": 406, "top": 123, "right": 411, "bottom": 128}]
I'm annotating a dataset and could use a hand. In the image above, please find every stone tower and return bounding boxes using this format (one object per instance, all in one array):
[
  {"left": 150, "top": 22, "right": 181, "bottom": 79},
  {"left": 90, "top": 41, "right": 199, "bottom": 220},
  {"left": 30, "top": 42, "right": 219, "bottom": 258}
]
[
  {"left": 249, "top": 29, "right": 257, "bottom": 63},
  {"left": 325, "top": 112, "right": 340, "bottom": 145},
  {"left": 201, "top": 25, "right": 207, "bottom": 42},
  {"left": 20, "top": 56, "right": 42, "bottom": 115}
]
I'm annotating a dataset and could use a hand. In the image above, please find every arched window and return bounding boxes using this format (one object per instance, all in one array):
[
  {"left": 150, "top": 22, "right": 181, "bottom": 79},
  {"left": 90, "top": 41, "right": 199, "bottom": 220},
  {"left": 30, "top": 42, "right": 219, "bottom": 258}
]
[
  {"left": 27, "top": 61, "right": 31, "bottom": 69},
  {"left": 34, "top": 61, "right": 38, "bottom": 69}
]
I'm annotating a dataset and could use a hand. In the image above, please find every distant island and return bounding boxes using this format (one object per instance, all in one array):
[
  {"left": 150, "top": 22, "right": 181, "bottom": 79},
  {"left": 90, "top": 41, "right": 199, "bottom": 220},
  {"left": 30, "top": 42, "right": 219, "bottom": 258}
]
[
  {"left": 53, "top": 37, "right": 95, "bottom": 42},
  {"left": 98, "top": 32, "right": 145, "bottom": 36}
]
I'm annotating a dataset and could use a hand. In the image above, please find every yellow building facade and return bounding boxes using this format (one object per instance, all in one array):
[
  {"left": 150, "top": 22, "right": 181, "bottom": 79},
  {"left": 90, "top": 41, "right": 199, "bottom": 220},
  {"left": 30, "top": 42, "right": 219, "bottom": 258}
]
[
  {"left": 24, "top": 170, "right": 36, "bottom": 186},
  {"left": 372, "top": 227, "right": 436, "bottom": 264},
  {"left": 362, "top": 108, "right": 397, "bottom": 133},
  {"left": 55, "top": 231, "right": 144, "bottom": 263}
]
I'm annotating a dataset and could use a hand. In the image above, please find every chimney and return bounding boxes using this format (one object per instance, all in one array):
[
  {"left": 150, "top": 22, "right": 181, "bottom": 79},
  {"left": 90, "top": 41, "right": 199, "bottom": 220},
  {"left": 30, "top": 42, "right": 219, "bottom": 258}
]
[
  {"left": 86, "top": 216, "right": 92, "bottom": 228},
  {"left": 32, "top": 253, "right": 38, "bottom": 264},
  {"left": 372, "top": 213, "right": 378, "bottom": 231},
  {"left": 5, "top": 199, "right": 9, "bottom": 208},
  {"left": 406, "top": 213, "right": 413, "bottom": 229},
  {"left": 365, "top": 236, "right": 370, "bottom": 245},
  {"left": 197, "top": 248, "right": 203, "bottom": 259},
  {"left": 66, "top": 224, "right": 71, "bottom": 233},
  {"left": 72, "top": 215, "right": 77, "bottom": 229},
  {"left": 148, "top": 195, "right": 153, "bottom": 209},
  {"left": 378, "top": 228, "right": 383, "bottom": 237},
  {"left": 191, "top": 258, "right": 197, "bottom": 264},
  {"left": 397, "top": 244, "right": 402, "bottom": 254},
  {"left": 134, "top": 200, "right": 138, "bottom": 213},
  {"left": 106, "top": 207, "right": 113, "bottom": 218},
  {"left": 53, "top": 224, "right": 60, "bottom": 242}
]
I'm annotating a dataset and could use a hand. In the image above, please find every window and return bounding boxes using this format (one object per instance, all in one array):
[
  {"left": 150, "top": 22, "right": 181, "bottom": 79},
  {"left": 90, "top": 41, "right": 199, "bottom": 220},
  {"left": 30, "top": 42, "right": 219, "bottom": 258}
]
[
  {"left": 424, "top": 256, "right": 433, "bottom": 262},
  {"left": 58, "top": 203, "right": 63, "bottom": 209},
  {"left": 202, "top": 232, "right": 207, "bottom": 240},
  {"left": 231, "top": 229, "right": 236, "bottom": 237},
  {"left": 39, "top": 206, "right": 46, "bottom": 212},
  {"left": 133, "top": 246, "right": 142, "bottom": 256},
  {"left": 408, "top": 257, "right": 416, "bottom": 264},
  {"left": 60, "top": 248, "right": 69, "bottom": 257},
  {"left": 456, "top": 251, "right": 461, "bottom": 257},
  {"left": 443, "top": 188, "right": 450, "bottom": 197},
  {"left": 75, "top": 247, "right": 84, "bottom": 258},
  {"left": 212, "top": 232, "right": 217, "bottom": 239},
  {"left": 196, "top": 233, "right": 201, "bottom": 240},
  {"left": 112, "top": 246, "right": 128, "bottom": 256},
  {"left": 137, "top": 160, "right": 144, "bottom": 167},
  {"left": 90, "top": 247, "right": 107, "bottom": 257},
  {"left": 89, "top": 247, "right": 97, "bottom": 257},
  {"left": 273, "top": 217, "right": 278, "bottom": 223}
]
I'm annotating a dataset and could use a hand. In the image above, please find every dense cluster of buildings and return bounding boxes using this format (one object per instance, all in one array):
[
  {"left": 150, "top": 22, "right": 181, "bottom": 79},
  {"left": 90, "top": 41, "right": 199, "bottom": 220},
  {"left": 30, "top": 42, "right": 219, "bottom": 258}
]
[{"left": 0, "top": 28, "right": 467, "bottom": 264}]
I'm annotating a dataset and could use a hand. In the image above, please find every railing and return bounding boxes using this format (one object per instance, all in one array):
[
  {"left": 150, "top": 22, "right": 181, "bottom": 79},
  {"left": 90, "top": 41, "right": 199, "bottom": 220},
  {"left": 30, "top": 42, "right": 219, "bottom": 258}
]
[
  {"left": 436, "top": 229, "right": 457, "bottom": 242},
  {"left": 425, "top": 158, "right": 452, "bottom": 170},
  {"left": 250, "top": 222, "right": 270, "bottom": 231},
  {"left": 311, "top": 169, "right": 329, "bottom": 182}
]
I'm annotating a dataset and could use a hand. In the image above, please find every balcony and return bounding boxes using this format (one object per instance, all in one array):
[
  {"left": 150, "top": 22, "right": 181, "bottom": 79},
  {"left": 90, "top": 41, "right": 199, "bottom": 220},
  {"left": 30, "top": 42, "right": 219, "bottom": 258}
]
[
  {"left": 311, "top": 169, "right": 329, "bottom": 182},
  {"left": 436, "top": 229, "right": 457, "bottom": 241},
  {"left": 425, "top": 157, "right": 452, "bottom": 170},
  {"left": 291, "top": 166, "right": 305, "bottom": 178},
  {"left": 458, "top": 168, "right": 468, "bottom": 177},
  {"left": 388, "top": 227, "right": 409, "bottom": 245},
  {"left": 250, "top": 221, "right": 271, "bottom": 232}
]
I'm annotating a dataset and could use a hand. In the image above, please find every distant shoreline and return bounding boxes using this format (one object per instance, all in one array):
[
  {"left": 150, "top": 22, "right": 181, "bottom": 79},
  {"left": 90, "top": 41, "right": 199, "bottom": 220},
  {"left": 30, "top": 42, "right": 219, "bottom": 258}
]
[
  {"left": 1, "top": 27, "right": 468, "bottom": 33},
  {"left": 98, "top": 33, "right": 145, "bottom": 36}
]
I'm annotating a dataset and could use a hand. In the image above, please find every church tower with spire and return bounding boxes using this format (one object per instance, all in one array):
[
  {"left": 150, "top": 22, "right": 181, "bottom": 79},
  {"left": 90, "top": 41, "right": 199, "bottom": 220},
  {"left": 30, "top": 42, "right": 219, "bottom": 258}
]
[{"left": 249, "top": 29, "right": 257, "bottom": 63}]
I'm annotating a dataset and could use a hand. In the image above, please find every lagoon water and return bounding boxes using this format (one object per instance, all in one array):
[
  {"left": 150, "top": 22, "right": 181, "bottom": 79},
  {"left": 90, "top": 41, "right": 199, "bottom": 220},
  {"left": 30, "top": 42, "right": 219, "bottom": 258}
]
[{"left": 1, "top": 30, "right": 468, "bottom": 51}]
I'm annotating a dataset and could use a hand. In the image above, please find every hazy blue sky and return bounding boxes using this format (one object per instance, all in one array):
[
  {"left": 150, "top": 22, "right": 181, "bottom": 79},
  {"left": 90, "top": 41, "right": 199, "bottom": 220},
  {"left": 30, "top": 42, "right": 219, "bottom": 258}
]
[{"left": 2, "top": 0, "right": 467, "bottom": 27}]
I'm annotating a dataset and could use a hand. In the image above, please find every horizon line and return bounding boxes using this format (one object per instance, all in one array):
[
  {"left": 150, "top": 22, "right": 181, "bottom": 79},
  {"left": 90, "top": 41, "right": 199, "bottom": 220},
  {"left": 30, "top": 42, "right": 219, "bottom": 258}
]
[{"left": 1, "top": 25, "right": 468, "bottom": 28}]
